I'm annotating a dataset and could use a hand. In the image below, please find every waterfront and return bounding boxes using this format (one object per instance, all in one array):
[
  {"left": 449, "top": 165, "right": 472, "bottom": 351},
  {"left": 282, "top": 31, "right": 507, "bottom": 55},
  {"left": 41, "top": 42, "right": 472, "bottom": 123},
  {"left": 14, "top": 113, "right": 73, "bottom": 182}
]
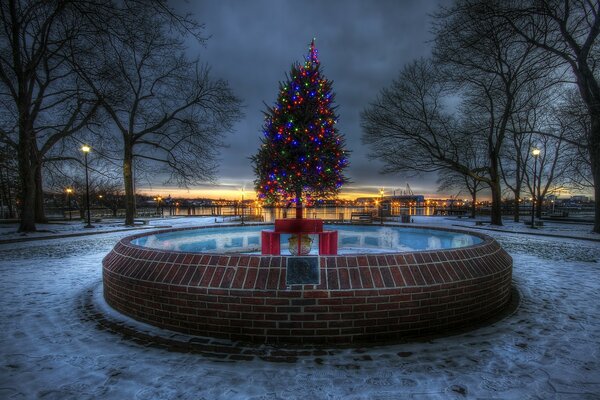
[{"left": 156, "top": 205, "right": 438, "bottom": 222}]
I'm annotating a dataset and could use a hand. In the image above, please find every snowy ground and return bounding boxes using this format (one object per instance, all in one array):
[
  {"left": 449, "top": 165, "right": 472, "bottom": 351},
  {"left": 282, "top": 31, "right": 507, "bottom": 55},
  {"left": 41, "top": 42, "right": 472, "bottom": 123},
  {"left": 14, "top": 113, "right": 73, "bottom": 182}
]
[
  {"left": 0, "top": 216, "right": 221, "bottom": 242},
  {"left": 1, "top": 217, "right": 599, "bottom": 399}
]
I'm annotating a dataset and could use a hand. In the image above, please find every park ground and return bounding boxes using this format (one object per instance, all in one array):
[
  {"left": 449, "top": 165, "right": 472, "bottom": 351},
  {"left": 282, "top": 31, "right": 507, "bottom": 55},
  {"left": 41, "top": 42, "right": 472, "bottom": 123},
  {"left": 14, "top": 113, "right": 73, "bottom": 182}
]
[{"left": 1, "top": 216, "right": 599, "bottom": 399}]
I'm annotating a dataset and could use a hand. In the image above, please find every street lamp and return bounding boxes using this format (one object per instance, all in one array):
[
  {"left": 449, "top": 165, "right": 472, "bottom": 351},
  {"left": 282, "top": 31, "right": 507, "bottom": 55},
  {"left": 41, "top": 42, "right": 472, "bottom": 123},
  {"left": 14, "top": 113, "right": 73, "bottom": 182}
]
[
  {"left": 241, "top": 188, "right": 245, "bottom": 225},
  {"left": 380, "top": 187, "right": 385, "bottom": 225},
  {"left": 531, "top": 148, "right": 541, "bottom": 228},
  {"left": 81, "top": 145, "right": 93, "bottom": 228},
  {"left": 155, "top": 196, "right": 163, "bottom": 217},
  {"left": 65, "top": 188, "right": 73, "bottom": 221}
]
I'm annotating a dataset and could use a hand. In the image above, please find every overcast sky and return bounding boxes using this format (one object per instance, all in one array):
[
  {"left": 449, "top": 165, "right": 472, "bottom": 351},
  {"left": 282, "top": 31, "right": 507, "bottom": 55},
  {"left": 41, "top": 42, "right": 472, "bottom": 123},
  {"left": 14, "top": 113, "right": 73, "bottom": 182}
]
[{"left": 152, "top": 0, "right": 446, "bottom": 199}]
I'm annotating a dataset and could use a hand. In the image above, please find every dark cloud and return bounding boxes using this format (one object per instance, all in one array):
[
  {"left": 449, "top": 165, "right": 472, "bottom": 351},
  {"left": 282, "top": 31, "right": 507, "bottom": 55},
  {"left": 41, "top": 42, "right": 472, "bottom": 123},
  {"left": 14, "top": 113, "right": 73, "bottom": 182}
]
[{"left": 171, "top": 0, "right": 444, "bottom": 198}]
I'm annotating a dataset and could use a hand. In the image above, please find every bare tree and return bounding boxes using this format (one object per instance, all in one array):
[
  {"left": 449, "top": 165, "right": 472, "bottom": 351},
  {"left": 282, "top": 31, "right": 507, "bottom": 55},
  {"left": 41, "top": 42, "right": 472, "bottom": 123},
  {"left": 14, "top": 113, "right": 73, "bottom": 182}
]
[
  {"left": 437, "top": 168, "right": 485, "bottom": 219},
  {"left": 524, "top": 131, "right": 571, "bottom": 218},
  {"left": 500, "top": 126, "right": 532, "bottom": 222},
  {"left": 361, "top": 59, "right": 491, "bottom": 211},
  {"left": 0, "top": 0, "right": 104, "bottom": 232},
  {"left": 74, "top": 2, "right": 242, "bottom": 225},
  {"left": 0, "top": 144, "right": 18, "bottom": 218},
  {"left": 499, "top": 77, "right": 560, "bottom": 222},
  {"left": 496, "top": 0, "right": 600, "bottom": 231},
  {"left": 46, "top": 159, "right": 125, "bottom": 219},
  {"left": 555, "top": 90, "right": 594, "bottom": 190},
  {"left": 432, "top": 0, "right": 556, "bottom": 225}
]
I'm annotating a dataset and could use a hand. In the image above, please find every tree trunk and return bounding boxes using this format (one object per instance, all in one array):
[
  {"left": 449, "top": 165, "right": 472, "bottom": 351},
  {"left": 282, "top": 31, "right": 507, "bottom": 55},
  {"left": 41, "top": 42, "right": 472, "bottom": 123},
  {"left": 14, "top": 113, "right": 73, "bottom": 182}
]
[
  {"left": 513, "top": 196, "right": 520, "bottom": 222},
  {"left": 488, "top": 155, "right": 503, "bottom": 226},
  {"left": 17, "top": 125, "right": 36, "bottom": 232},
  {"left": 536, "top": 196, "right": 543, "bottom": 219},
  {"left": 79, "top": 199, "right": 85, "bottom": 219},
  {"left": 489, "top": 179, "right": 503, "bottom": 226},
  {"left": 590, "top": 113, "right": 600, "bottom": 233},
  {"left": 0, "top": 166, "right": 10, "bottom": 219},
  {"left": 594, "top": 166, "right": 600, "bottom": 233},
  {"left": 470, "top": 190, "right": 476, "bottom": 219},
  {"left": 123, "top": 140, "right": 135, "bottom": 226},
  {"left": 34, "top": 162, "right": 47, "bottom": 223},
  {"left": 3, "top": 166, "right": 14, "bottom": 218},
  {"left": 295, "top": 187, "right": 303, "bottom": 219}
]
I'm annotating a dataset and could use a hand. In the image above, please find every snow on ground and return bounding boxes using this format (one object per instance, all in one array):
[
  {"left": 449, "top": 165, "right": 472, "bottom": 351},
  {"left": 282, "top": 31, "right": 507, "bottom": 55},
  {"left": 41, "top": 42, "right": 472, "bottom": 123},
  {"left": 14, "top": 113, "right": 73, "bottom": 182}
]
[
  {"left": 1, "top": 217, "right": 599, "bottom": 399},
  {"left": 0, "top": 216, "right": 240, "bottom": 242}
]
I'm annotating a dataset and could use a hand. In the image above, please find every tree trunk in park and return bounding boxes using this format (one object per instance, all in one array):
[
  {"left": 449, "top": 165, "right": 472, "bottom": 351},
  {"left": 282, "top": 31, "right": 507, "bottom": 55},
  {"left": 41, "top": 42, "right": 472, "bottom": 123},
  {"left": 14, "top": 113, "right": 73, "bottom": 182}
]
[
  {"left": 488, "top": 145, "right": 503, "bottom": 226},
  {"left": 489, "top": 178, "right": 503, "bottom": 226},
  {"left": 536, "top": 197, "right": 544, "bottom": 219},
  {"left": 17, "top": 117, "right": 36, "bottom": 232},
  {"left": 123, "top": 142, "right": 135, "bottom": 226},
  {"left": 470, "top": 191, "right": 477, "bottom": 219},
  {"left": 497, "top": 1, "right": 600, "bottom": 232},
  {"left": 34, "top": 163, "right": 47, "bottom": 224},
  {"left": 513, "top": 156, "right": 522, "bottom": 223},
  {"left": 513, "top": 196, "right": 520, "bottom": 223},
  {"left": 590, "top": 115, "right": 600, "bottom": 233}
]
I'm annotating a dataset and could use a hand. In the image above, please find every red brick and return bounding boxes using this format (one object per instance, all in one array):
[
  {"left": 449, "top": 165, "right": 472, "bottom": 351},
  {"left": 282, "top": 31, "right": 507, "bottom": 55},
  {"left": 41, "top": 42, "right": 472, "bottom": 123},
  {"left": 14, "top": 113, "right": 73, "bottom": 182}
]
[
  {"left": 371, "top": 268, "right": 385, "bottom": 287},
  {"left": 209, "top": 267, "right": 225, "bottom": 287},
  {"left": 243, "top": 269, "right": 258, "bottom": 289},
  {"left": 303, "top": 291, "right": 329, "bottom": 298},
  {"left": 266, "top": 268, "right": 280, "bottom": 289},
  {"left": 418, "top": 264, "right": 434, "bottom": 284},
  {"left": 231, "top": 267, "right": 247, "bottom": 288},
  {"left": 338, "top": 268, "right": 351, "bottom": 289},
  {"left": 359, "top": 267, "right": 374, "bottom": 288},
  {"left": 219, "top": 267, "right": 235, "bottom": 288},
  {"left": 409, "top": 266, "right": 426, "bottom": 286},
  {"left": 349, "top": 268, "right": 362, "bottom": 288},
  {"left": 400, "top": 266, "right": 416, "bottom": 286},
  {"left": 237, "top": 256, "right": 250, "bottom": 267},
  {"left": 326, "top": 268, "right": 339, "bottom": 290},
  {"left": 357, "top": 255, "right": 368, "bottom": 266},
  {"left": 254, "top": 269, "right": 269, "bottom": 290},
  {"left": 103, "top": 229, "right": 513, "bottom": 344}
]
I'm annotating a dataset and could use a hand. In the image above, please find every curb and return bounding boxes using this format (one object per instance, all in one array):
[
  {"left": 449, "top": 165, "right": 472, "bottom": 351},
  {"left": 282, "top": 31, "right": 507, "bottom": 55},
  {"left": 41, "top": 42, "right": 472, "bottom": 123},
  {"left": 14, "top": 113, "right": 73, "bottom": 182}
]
[
  {"left": 0, "top": 225, "right": 171, "bottom": 245},
  {"left": 453, "top": 224, "right": 600, "bottom": 243}
]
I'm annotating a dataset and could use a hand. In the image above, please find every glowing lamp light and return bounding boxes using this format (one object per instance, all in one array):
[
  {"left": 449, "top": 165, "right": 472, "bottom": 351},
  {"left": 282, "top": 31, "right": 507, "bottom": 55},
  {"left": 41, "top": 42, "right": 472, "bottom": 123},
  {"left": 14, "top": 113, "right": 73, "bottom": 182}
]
[
  {"left": 80, "top": 145, "right": 93, "bottom": 228},
  {"left": 530, "top": 148, "right": 541, "bottom": 228}
]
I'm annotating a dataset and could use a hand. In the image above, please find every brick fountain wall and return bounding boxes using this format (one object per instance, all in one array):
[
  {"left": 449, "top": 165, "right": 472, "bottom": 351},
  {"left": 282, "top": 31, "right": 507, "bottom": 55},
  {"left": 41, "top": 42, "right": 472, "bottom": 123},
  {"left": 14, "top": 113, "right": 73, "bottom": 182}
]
[{"left": 102, "top": 226, "right": 512, "bottom": 345}]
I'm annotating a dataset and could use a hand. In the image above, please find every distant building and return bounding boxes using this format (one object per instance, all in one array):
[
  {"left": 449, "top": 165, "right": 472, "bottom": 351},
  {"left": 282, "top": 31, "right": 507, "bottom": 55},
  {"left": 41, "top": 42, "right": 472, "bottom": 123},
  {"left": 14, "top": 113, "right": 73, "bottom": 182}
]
[
  {"left": 387, "top": 195, "right": 425, "bottom": 205},
  {"left": 570, "top": 195, "right": 590, "bottom": 202}
]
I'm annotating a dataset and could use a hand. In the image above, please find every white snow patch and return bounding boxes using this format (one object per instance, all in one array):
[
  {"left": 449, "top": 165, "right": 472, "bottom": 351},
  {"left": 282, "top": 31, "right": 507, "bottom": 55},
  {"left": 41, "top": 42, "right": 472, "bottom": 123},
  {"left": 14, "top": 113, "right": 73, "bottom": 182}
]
[{"left": 0, "top": 217, "right": 599, "bottom": 398}]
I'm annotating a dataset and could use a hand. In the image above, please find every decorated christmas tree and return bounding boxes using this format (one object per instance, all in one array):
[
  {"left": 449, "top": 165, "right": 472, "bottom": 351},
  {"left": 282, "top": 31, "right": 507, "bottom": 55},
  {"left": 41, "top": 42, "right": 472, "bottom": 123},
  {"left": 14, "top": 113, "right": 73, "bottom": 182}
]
[{"left": 252, "top": 39, "right": 349, "bottom": 217}]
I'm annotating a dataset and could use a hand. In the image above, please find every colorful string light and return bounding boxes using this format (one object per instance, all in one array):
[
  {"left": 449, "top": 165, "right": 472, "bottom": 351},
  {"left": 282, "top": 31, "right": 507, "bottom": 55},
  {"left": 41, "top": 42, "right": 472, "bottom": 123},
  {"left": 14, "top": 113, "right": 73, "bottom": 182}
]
[{"left": 252, "top": 39, "right": 349, "bottom": 206}]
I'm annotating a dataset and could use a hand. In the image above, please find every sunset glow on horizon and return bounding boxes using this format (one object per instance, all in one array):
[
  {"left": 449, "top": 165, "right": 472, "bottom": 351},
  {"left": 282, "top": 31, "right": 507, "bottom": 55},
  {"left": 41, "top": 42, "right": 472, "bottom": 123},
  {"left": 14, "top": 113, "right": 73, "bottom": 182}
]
[{"left": 135, "top": 185, "right": 454, "bottom": 201}]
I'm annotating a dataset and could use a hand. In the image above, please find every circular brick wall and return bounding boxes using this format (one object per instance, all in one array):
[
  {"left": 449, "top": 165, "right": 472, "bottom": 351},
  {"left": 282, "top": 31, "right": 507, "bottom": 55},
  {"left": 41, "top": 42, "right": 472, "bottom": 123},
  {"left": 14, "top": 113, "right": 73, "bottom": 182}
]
[{"left": 102, "top": 224, "right": 512, "bottom": 345}]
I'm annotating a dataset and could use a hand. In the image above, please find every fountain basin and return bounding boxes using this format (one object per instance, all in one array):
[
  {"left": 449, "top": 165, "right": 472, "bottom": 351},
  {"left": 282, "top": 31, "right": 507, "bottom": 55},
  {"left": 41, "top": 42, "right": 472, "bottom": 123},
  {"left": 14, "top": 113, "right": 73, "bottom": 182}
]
[{"left": 102, "top": 224, "right": 512, "bottom": 344}]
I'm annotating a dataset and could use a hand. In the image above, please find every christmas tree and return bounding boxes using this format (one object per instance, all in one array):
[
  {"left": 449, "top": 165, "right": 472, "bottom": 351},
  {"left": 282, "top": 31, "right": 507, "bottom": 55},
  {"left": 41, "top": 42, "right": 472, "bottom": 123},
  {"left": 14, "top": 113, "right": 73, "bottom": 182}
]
[{"left": 252, "top": 39, "right": 349, "bottom": 216}]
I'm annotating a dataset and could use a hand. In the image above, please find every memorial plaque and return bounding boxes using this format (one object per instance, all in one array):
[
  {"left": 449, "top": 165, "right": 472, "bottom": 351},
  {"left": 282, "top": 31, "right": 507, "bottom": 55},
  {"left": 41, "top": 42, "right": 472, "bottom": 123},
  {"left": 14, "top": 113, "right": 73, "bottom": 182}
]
[{"left": 286, "top": 257, "right": 320, "bottom": 285}]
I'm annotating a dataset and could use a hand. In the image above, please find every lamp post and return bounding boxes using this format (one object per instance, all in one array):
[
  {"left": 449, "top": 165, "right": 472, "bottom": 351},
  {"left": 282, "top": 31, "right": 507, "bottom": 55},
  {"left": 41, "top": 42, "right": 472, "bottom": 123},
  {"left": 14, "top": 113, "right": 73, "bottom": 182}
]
[
  {"left": 155, "top": 196, "right": 163, "bottom": 217},
  {"left": 531, "top": 148, "right": 541, "bottom": 228},
  {"left": 380, "top": 187, "right": 384, "bottom": 225},
  {"left": 65, "top": 188, "right": 73, "bottom": 221},
  {"left": 241, "top": 188, "right": 245, "bottom": 225},
  {"left": 81, "top": 145, "right": 93, "bottom": 228}
]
